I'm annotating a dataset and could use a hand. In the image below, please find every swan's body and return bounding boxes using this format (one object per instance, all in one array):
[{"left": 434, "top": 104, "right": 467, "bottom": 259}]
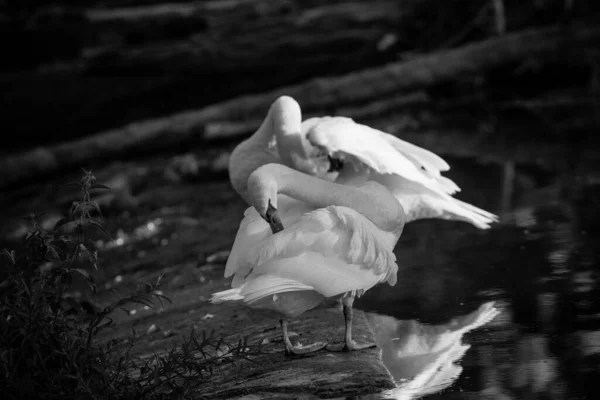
[
  {"left": 270, "top": 114, "right": 498, "bottom": 229},
  {"left": 215, "top": 197, "right": 400, "bottom": 318},
  {"left": 212, "top": 95, "right": 497, "bottom": 355},
  {"left": 212, "top": 97, "right": 404, "bottom": 354}
]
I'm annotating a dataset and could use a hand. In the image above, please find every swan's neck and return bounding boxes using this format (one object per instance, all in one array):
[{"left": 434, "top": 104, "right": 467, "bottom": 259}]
[
  {"left": 229, "top": 125, "right": 276, "bottom": 204},
  {"left": 273, "top": 100, "right": 307, "bottom": 168},
  {"left": 254, "top": 163, "right": 404, "bottom": 232},
  {"left": 229, "top": 96, "right": 304, "bottom": 203}
]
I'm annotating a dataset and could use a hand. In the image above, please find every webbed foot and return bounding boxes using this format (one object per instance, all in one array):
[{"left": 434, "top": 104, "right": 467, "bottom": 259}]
[
  {"left": 326, "top": 340, "right": 377, "bottom": 352},
  {"left": 284, "top": 340, "right": 328, "bottom": 356}
]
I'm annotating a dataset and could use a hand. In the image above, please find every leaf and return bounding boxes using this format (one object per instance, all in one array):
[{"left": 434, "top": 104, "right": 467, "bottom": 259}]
[
  {"left": 0, "top": 279, "right": 13, "bottom": 294},
  {"left": 153, "top": 292, "right": 171, "bottom": 307},
  {"left": 93, "top": 317, "right": 114, "bottom": 335},
  {"left": 53, "top": 218, "right": 72, "bottom": 232},
  {"left": 46, "top": 245, "right": 61, "bottom": 260},
  {"left": 87, "top": 201, "right": 102, "bottom": 216},
  {"left": 90, "top": 184, "right": 111, "bottom": 191},
  {"left": 62, "top": 296, "right": 83, "bottom": 315},
  {"left": 1, "top": 249, "right": 15, "bottom": 264},
  {"left": 73, "top": 268, "right": 95, "bottom": 283},
  {"left": 87, "top": 220, "right": 111, "bottom": 239},
  {"left": 83, "top": 239, "right": 98, "bottom": 254}
]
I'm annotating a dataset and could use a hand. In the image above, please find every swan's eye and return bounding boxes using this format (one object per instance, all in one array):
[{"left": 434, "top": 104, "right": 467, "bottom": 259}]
[{"left": 327, "top": 155, "right": 344, "bottom": 172}]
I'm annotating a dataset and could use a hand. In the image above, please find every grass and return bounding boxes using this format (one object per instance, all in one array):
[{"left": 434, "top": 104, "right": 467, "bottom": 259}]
[{"left": 0, "top": 169, "right": 263, "bottom": 399}]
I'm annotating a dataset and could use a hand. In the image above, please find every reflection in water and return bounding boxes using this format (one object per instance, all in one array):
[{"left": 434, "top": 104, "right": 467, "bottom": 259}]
[
  {"left": 363, "top": 302, "right": 499, "bottom": 400},
  {"left": 354, "top": 159, "right": 600, "bottom": 399}
]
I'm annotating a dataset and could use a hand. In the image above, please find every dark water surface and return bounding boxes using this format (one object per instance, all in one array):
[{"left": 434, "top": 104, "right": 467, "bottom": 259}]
[{"left": 349, "top": 158, "right": 600, "bottom": 399}]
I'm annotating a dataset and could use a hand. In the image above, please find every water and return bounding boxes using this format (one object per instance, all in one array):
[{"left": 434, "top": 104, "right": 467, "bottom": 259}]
[
  {"left": 349, "top": 158, "right": 600, "bottom": 399},
  {"left": 2, "top": 151, "right": 598, "bottom": 399}
]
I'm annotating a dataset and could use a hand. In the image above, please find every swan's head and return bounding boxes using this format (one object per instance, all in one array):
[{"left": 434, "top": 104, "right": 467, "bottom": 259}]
[
  {"left": 304, "top": 127, "right": 346, "bottom": 178},
  {"left": 268, "top": 97, "right": 341, "bottom": 181},
  {"left": 247, "top": 164, "right": 284, "bottom": 234}
]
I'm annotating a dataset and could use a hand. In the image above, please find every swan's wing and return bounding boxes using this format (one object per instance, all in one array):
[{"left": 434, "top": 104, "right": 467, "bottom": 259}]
[
  {"left": 224, "top": 206, "right": 270, "bottom": 281},
  {"left": 265, "top": 116, "right": 351, "bottom": 182},
  {"left": 304, "top": 118, "right": 498, "bottom": 227},
  {"left": 376, "top": 174, "right": 498, "bottom": 229},
  {"left": 224, "top": 196, "right": 312, "bottom": 286},
  {"left": 305, "top": 117, "right": 459, "bottom": 195},
  {"left": 240, "top": 205, "right": 398, "bottom": 299}
]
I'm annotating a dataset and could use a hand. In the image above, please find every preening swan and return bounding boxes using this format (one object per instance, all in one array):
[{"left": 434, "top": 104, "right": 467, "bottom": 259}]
[
  {"left": 212, "top": 95, "right": 497, "bottom": 355},
  {"left": 212, "top": 97, "right": 405, "bottom": 355},
  {"left": 270, "top": 102, "right": 498, "bottom": 229}
]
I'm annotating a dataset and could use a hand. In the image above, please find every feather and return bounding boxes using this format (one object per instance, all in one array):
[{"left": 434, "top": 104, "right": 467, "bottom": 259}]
[
  {"left": 301, "top": 116, "right": 498, "bottom": 228},
  {"left": 211, "top": 288, "right": 244, "bottom": 303},
  {"left": 245, "top": 206, "right": 397, "bottom": 284},
  {"left": 382, "top": 132, "right": 450, "bottom": 172},
  {"left": 306, "top": 118, "right": 459, "bottom": 196},
  {"left": 220, "top": 202, "right": 399, "bottom": 313}
]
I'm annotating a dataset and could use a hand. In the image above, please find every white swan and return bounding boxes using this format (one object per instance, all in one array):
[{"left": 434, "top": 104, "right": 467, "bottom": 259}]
[
  {"left": 269, "top": 101, "right": 498, "bottom": 229},
  {"left": 211, "top": 95, "right": 497, "bottom": 355},
  {"left": 212, "top": 97, "right": 405, "bottom": 355}
]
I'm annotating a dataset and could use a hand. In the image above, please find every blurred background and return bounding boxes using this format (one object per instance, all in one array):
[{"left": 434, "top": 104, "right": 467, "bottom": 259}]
[
  {"left": 0, "top": 0, "right": 599, "bottom": 167},
  {"left": 1, "top": 1, "right": 600, "bottom": 399}
]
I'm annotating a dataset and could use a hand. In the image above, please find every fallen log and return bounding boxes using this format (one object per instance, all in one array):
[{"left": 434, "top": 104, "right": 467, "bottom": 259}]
[
  {"left": 1, "top": 23, "right": 599, "bottom": 188},
  {"left": 84, "top": 0, "right": 405, "bottom": 51},
  {"left": 0, "top": 0, "right": 408, "bottom": 150},
  {"left": 83, "top": 1, "right": 405, "bottom": 73}
]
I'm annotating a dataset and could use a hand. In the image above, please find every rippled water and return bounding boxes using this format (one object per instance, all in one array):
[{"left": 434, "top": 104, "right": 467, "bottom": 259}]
[{"left": 348, "top": 158, "right": 600, "bottom": 399}]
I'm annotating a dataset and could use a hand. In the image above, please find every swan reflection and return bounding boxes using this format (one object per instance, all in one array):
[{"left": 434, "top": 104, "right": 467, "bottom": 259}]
[{"left": 361, "top": 302, "right": 499, "bottom": 399}]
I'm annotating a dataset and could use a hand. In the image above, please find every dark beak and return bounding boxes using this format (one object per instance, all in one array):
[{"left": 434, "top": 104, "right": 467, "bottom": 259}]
[
  {"left": 266, "top": 200, "right": 284, "bottom": 234},
  {"left": 327, "top": 155, "right": 344, "bottom": 172}
]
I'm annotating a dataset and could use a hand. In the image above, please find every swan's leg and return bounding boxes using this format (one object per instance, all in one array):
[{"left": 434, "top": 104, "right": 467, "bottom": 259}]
[
  {"left": 280, "top": 319, "right": 327, "bottom": 356},
  {"left": 327, "top": 294, "right": 377, "bottom": 352}
]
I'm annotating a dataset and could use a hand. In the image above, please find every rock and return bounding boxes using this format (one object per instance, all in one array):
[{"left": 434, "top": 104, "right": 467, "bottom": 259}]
[{"left": 198, "top": 308, "right": 395, "bottom": 399}]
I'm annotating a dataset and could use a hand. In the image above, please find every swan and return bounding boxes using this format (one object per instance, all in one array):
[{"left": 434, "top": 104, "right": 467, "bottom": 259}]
[
  {"left": 212, "top": 97, "right": 405, "bottom": 355},
  {"left": 269, "top": 101, "right": 498, "bottom": 229},
  {"left": 211, "top": 95, "right": 497, "bottom": 355}
]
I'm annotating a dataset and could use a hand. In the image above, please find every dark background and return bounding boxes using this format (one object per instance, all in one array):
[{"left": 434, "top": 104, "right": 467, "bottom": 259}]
[
  {"left": 1, "top": 1, "right": 600, "bottom": 399},
  {"left": 1, "top": 0, "right": 598, "bottom": 155}
]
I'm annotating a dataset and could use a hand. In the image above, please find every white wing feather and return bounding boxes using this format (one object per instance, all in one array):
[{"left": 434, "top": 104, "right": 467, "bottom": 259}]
[
  {"left": 224, "top": 204, "right": 398, "bottom": 303},
  {"left": 224, "top": 195, "right": 312, "bottom": 286},
  {"left": 306, "top": 118, "right": 456, "bottom": 195},
  {"left": 304, "top": 117, "right": 498, "bottom": 228},
  {"left": 376, "top": 174, "right": 498, "bottom": 228},
  {"left": 247, "top": 206, "right": 397, "bottom": 282}
]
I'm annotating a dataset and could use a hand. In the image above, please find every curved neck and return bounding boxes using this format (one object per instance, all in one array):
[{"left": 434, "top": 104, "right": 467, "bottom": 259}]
[
  {"left": 272, "top": 98, "right": 307, "bottom": 168},
  {"left": 229, "top": 96, "right": 305, "bottom": 204},
  {"left": 252, "top": 163, "right": 404, "bottom": 233}
]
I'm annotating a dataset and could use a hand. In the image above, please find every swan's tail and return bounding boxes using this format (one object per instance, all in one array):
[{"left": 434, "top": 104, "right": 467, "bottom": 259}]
[
  {"left": 211, "top": 288, "right": 244, "bottom": 304},
  {"left": 211, "top": 275, "right": 315, "bottom": 304},
  {"left": 449, "top": 198, "right": 499, "bottom": 229},
  {"left": 211, "top": 275, "right": 324, "bottom": 318}
]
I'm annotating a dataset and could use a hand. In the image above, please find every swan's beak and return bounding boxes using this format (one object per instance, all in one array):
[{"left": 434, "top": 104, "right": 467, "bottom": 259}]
[
  {"left": 327, "top": 155, "right": 345, "bottom": 172},
  {"left": 266, "top": 200, "right": 284, "bottom": 234}
]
